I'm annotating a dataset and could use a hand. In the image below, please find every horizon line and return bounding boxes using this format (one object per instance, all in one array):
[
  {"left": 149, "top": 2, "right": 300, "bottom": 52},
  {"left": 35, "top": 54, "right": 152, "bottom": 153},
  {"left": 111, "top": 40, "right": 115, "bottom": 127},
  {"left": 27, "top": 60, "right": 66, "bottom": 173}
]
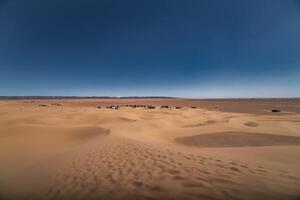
[{"left": 0, "top": 96, "right": 299, "bottom": 100}]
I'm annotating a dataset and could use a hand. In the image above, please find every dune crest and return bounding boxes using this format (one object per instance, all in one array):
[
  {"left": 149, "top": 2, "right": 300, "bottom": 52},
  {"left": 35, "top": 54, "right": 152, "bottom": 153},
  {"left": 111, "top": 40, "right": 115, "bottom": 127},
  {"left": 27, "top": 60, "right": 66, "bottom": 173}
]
[
  {"left": 68, "top": 126, "right": 110, "bottom": 140},
  {"left": 183, "top": 120, "right": 216, "bottom": 128}
]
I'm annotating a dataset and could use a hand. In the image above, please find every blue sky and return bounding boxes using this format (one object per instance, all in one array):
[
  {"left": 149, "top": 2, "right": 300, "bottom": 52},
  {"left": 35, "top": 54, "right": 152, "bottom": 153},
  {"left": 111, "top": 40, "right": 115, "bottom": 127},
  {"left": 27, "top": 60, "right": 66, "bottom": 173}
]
[{"left": 0, "top": 0, "right": 299, "bottom": 97}]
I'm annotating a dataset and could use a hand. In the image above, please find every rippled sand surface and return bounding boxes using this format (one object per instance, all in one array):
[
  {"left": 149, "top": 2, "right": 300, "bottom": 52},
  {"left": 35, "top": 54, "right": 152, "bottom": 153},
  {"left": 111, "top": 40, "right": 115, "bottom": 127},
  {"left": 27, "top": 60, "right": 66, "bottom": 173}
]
[{"left": 0, "top": 99, "right": 300, "bottom": 200}]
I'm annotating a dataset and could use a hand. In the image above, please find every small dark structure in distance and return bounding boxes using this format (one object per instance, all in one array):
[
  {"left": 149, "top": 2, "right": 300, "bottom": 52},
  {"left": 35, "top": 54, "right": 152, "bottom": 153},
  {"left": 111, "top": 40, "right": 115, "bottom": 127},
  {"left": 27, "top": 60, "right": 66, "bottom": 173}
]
[
  {"left": 146, "top": 105, "right": 155, "bottom": 109},
  {"left": 271, "top": 109, "right": 280, "bottom": 112},
  {"left": 106, "top": 105, "right": 119, "bottom": 109},
  {"left": 51, "top": 103, "right": 62, "bottom": 106}
]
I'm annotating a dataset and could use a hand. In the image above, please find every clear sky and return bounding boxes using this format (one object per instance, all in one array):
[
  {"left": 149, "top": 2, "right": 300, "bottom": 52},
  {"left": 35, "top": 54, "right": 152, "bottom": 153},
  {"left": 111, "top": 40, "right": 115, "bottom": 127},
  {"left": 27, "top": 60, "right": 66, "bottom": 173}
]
[{"left": 0, "top": 0, "right": 299, "bottom": 97}]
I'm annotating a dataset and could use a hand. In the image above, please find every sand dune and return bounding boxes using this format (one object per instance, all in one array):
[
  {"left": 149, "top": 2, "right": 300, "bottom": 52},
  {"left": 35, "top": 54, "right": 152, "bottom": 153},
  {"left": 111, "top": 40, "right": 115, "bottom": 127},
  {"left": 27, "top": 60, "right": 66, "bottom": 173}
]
[
  {"left": 0, "top": 99, "right": 300, "bottom": 200},
  {"left": 0, "top": 125, "right": 109, "bottom": 178},
  {"left": 183, "top": 120, "right": 216, "bottom": 127},
  {"left": 68, "top": 126, "right": 110, "bottom": 140},
  {"left": 175, "top": 132, "right": 300, "bottom": 147}
]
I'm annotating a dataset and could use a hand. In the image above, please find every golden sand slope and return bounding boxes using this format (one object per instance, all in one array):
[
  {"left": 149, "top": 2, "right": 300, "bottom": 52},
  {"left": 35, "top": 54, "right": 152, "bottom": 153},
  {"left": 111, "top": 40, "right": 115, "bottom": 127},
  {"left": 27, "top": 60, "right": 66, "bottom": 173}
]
[{"left": 0, "top": 99, "right": 300, "bottom": 200}]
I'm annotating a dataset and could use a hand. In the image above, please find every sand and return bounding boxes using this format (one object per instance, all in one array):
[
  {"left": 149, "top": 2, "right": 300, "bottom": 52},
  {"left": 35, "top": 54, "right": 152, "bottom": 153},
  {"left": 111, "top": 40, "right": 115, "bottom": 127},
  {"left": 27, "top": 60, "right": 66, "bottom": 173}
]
[
  {"left": 175, "top": 132, "right": 300, "bottom": 147},
  {"left": 0, "top": 99, "right": 300, "bottom": 200}
]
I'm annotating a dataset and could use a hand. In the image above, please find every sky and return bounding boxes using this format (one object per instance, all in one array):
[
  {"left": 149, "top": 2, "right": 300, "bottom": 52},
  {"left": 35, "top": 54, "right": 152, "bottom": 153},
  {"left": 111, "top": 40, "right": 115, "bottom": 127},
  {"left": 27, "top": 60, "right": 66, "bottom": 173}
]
[{"left": 0, "top": 0, "right": 299, "bottom": 98}]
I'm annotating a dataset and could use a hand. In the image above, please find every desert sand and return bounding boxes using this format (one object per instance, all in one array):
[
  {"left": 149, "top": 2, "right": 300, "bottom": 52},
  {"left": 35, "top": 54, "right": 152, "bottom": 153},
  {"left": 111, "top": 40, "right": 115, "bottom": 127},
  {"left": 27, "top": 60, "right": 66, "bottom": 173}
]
[{"left": 0, "top": 98, "right": 300, "bottom": 200}]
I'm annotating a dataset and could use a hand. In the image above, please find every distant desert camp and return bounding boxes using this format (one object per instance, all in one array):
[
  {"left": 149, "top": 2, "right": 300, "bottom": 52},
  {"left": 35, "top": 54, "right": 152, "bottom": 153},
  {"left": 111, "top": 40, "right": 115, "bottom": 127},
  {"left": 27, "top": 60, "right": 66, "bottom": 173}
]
[{"left": 1, "top": 98, "right": 300, "bottom": 200}]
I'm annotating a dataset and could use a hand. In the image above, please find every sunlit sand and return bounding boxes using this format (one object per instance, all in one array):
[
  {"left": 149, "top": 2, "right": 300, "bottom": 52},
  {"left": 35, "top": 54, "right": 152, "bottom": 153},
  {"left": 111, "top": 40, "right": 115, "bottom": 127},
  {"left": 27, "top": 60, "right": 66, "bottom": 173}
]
[{"left": 1, "top": 99, "right": 300, "bottom": 200}]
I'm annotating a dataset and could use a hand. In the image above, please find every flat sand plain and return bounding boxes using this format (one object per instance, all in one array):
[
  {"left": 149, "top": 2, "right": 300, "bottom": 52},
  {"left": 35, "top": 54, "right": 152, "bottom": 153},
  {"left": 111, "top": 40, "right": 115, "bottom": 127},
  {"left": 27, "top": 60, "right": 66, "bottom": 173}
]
[{"left": 0, "top": 99, "right": 300, "bottom": 200}]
